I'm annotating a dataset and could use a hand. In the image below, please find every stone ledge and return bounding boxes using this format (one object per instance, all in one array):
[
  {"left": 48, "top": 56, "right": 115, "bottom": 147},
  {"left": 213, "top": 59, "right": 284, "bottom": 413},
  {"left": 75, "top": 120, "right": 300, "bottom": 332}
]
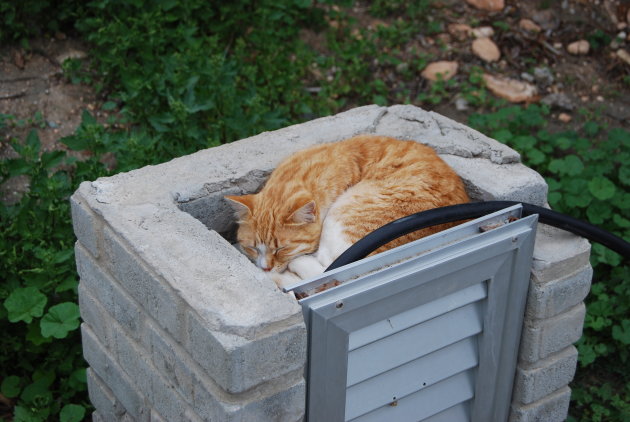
[
  {"left": 513, "top": 346, "right": 578, "bottom": 405},
  {"left": 509, "top": 386, "right": 572, "bottom": 422},
  {"left": 519, "top": 303, "right": 586, "bottom": 364},
  {"left": 532, "top": 224, "right": 592, "bottom": 283},
  {"left": 526, "top": 265, "right": 593, "bottom": 320}
]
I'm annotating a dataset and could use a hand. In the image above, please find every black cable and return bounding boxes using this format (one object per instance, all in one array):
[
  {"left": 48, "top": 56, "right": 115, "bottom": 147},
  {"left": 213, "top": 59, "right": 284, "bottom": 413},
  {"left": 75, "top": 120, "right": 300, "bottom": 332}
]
[{"left": 326, "top": 201, "right": 630, "bottom": 271}]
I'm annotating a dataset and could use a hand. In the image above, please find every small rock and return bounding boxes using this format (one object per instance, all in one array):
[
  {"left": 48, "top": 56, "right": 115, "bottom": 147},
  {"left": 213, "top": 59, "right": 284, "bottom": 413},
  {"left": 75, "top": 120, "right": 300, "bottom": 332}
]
[
  {"left": 437, "top": 33, "right": 452, "bottom": 44},
  {"left": 553, "top": 42, "right": 563, "bottom": 50},
  {"left": 533, "top": 67, "right": 554, "bottom": 85},
  {"left": 47, "top": 121, "right": 60, "bottom": 129},
  {"left": 421, "top": 61, "right": 459, "bottom": 81},
  {"left": 13, "top": 50, "right": 25, "bottom": 69},
  {"left": 596, "top": 96, "right": 604, "bottom": 102},
  {"left": 519, "top": 18, "right": 542, "bottom": 33},
  {"left": 617, "top": 49, "right": 630, "bottom": 65},
  {"left": 455, "top": 97, "right": 469, "bottom": 111},
  {"left": 472, "top": 38, "right": 501, "bottom": 62},
  {"left": 567, "top": 40, "right": 590, "bottom": 55},
  {"left": 448, "top": 23, "right": 472, "bottom": 40},
  {"left": 558, "top": 113, "right": 572, "bottom": 123},
  {"left": 483, "top": 74, "right": 538, "bottom": 103},
  {"left": 532, "top": 9, "right": 558, "bottom": 31},
  {"left": 465, "top": 0, "right": 504, "bottom": 12},
  {"left": 521, "top": 72, "right": 535, "bottom": 82},
  {"left": 396, "top": 62, "right": 409, "bottom": 73},
  {"left": 472, "top": 26, "right": 495, "bottom": 38},
  {"left": 541, "top": 93, "right": 575, "bottom": 110},
  {"left": 56, "top": 49, "right": 88, "bottom": 64}
]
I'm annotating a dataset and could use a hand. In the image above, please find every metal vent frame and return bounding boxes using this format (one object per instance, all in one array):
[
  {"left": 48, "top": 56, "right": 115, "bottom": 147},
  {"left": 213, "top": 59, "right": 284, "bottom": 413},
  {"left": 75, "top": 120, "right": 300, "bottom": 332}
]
[{"left": 285, "top": 205, "right": 538, "bottom": 422}]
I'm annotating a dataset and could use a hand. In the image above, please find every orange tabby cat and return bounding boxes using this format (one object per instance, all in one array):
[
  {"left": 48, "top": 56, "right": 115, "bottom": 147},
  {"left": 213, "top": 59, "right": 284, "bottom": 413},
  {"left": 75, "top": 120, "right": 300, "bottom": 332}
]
[{"left": 225, "top": 135, "right": 470, "bottom": 288}]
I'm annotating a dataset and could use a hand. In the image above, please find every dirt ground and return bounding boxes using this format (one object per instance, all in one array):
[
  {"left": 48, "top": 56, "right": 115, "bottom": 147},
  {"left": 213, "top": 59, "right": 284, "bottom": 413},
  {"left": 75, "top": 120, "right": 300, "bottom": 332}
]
[{"left": 1, "top": 0, "right": 629, "bottom": 203}]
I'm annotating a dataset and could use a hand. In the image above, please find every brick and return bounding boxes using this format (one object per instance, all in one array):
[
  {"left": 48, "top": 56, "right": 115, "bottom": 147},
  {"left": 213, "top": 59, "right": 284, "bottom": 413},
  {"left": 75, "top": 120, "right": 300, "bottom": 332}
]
[
  {"left": 183, "top": 409, "right": 205, "bottom": 422},
  {"left": 187, "top": 312, "right": 307, "bottom": 394},
  {"left": 102, "top": 226, "right": 186, "bottom": 344},
  {"left": 509, "top": 386, "right": 571, "bottom": 422},
  {"left": 526, "top": 265, "right": 592, "bottom": 320},
  {"left": 112, "top": 329, "right": 154, "bottom": 402},
  {"left": 531, "top": 225, "right": 591, "bottom": 283},
  {"left": 513, "top": 346, "right": 578, "bottom": 405},
  {"left": 78, "top": 283, "right": 113, "bottom": 347},
  {"left": 147, "top": 367, "right": 189, "bottom": 422},
  {"left": 81, "top": 324, "right": 150, "bottom": 422},
  {"left": 75, "top": 243, "right": 115, "bottom": 311},
  {"left": 146, "top": 320, "right": 195, "bottom": 402},
  {"left": 191, "top": 370, "right": 306, "bottom": 422},
  {"left": 86, "top": 369, "right": 127, "bottom": 421},
  {"left": 239, "top": 376, "right": 306, "bottom": 422},
  {"left": 70, "top": 192, "right": 102, "bottom": 258},
  {"left": 519, "top": 303, "right": 585, "bottom": 363},
  {"left": 76, "top": 243, "right": 145, "bottom": 341},
  {"left": 150, "top": 410, "right": 167, "bottom": 422}
]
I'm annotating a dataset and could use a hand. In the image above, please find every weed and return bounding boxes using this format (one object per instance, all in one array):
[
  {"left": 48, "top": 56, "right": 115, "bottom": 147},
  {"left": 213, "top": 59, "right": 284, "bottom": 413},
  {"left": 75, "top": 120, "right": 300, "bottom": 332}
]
[{"left": 470, "top": 105, "right": 630, "bottom": 422}]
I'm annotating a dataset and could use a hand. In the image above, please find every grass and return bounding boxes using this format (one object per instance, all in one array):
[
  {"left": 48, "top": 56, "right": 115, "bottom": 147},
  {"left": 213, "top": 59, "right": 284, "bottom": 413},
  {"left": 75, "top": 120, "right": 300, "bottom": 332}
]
[{"left": 1, "top": 1, "right": 629, "bottom": 421}]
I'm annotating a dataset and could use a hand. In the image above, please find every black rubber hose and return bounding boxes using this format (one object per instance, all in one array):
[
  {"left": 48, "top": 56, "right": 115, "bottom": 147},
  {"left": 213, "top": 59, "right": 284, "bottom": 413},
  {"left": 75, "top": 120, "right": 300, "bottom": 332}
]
[{"left": 326, "top": 201, "right": 630, "bottom": 271}]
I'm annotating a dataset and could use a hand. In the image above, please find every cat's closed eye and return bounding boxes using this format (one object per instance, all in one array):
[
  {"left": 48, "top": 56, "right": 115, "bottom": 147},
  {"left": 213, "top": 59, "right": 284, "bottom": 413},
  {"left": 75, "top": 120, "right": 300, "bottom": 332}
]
[{"left": 243, "top": 245, "right": 258, "bottom": 256}]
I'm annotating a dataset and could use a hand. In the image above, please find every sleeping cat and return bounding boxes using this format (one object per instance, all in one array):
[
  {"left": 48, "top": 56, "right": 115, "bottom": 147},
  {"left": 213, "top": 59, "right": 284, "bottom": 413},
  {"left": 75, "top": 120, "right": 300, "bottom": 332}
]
[{"left": 225, "top": 135, "right": 470, "bottom": 288}]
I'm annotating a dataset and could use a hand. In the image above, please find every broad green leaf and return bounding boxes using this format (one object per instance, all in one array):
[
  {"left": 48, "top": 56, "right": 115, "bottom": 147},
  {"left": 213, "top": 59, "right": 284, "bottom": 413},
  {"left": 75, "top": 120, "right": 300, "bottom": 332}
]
[
  {"left": 619, "top": 166, "right": 630, "bottom": 186},
  {"left": 586, "top": 202, "right": 611, "bottom": 225},
  {"left": 26, "top": 320, "right": 53, "bottom": 346},
  {"left": 6, "top": 158, "right": 32, "bottom": 177},
  {"left": 588, "top": 176, "right": 616, "bottom": 200},
  {"left": 563, "top": 155, "right": 584, "bottom": 176},
  {"left": 512, "top": 135, "right": 536, "bottom": 150},
  {"left": 26, "top": 129, "right": 41, "bottom": 153},
  {"left": 13, "top": 405, "right": 45, "bottom": 422},
  {"left": 526, "top": 148, "right": 545, "bottom": 165},
  {"left": 4, "top": 287, "right": 47, "bottom": 323},
  {"left": 583, "top": 121, "right": 599, "bottom": 136},
  {"left": 101, "top": 100, "right": 117, "bottom": 111},
  {"left": 613, "top": 214, "right": 630, "bottom": 228},
  {"left": 548, "top": 158, "right": 565, "bottom": 174},
  {"left": 40, "top": 302, "right": 81, "bottom": 339},
  {"left": 1, "top": 375, "right": 22, "bottom": 398},
  {"left": 40, "top": 150, "right": 65, "bottom": 170},
  {"left": 20, "top": 376, "right": 53, "bottom": 406},
  {"left": 60, "top": 404, "right": 86, "bottom": 422},
  {"left": 60, "top": 134, "right": 90, "bottom": 151},
  {"left": 612, "top": 320, "right": 630, "bottom": 345}
]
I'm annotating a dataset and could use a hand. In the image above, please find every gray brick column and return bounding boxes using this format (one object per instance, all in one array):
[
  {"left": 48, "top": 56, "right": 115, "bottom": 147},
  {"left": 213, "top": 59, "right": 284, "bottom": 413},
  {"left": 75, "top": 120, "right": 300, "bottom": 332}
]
[{"left": 71, "top": 105, "right": 591, "bottom": 421}]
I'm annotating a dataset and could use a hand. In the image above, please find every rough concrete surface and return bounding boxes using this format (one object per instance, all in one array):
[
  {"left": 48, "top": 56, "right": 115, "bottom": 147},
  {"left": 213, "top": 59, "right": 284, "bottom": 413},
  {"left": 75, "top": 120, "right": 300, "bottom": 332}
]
[{"left": 72, "top": 105, "right": 590, "bottom": 421}]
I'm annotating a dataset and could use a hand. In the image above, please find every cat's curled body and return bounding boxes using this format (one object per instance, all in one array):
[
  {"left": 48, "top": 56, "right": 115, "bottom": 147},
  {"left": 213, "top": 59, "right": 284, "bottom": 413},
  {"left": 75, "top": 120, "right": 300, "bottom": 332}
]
[{"left": 226, "top": 135, "right": 470, "bottom": 288}]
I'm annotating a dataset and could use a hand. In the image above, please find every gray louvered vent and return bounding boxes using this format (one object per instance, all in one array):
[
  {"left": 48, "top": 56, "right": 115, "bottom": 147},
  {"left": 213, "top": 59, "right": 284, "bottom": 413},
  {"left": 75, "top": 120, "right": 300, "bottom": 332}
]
[{"left": 285, "top": 205, "right": 538, "bottom": 422}]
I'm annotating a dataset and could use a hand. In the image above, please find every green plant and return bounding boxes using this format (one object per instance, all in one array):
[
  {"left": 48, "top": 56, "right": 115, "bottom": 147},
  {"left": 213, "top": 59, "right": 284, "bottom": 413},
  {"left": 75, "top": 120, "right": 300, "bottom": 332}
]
[
  {"left": 0, "top": 129, "right": 106, "bottom": 421},
  {"left": 0, "top": 0, "right": 85, "bottom": 43},
  {"left": 469, "top": 105, "right": 630, "bottom": 422}
]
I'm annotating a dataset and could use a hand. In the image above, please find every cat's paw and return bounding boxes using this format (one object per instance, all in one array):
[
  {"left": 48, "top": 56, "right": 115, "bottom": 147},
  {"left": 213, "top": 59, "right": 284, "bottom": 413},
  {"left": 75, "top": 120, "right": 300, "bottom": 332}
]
[
  {"left": 288, "top": 255, "right": 325, "bottom": 280},
  {"left": 268, "top": 269, "right": 301, "bottom": 289}
]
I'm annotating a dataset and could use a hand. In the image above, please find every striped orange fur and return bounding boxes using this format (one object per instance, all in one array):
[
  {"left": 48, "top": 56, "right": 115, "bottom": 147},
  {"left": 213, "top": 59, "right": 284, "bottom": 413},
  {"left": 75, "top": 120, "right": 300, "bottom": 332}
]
[{"left": 226, "top": 135, "right": 470, "bottom": 285}]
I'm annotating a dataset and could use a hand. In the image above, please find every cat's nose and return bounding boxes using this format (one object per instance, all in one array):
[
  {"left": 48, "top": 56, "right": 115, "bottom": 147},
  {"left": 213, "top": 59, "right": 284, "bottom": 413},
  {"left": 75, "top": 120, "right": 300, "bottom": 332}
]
[{"left": 262, "top": 266, "right": 272, "bottom": 272}]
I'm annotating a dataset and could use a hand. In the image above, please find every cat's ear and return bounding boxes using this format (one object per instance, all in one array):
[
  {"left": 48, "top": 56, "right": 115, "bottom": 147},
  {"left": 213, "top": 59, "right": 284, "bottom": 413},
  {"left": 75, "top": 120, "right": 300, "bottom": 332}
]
[
  {"left": 287, "top": 200, "right": 317, "bottom": 225},
  {"left": 225, "top": 195, "right": 254, "bottom": 220}
]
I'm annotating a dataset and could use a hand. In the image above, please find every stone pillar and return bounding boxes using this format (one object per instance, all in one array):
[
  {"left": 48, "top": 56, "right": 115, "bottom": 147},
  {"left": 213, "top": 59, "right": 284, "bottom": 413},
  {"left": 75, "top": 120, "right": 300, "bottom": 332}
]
[{"left": 71, "top": 105, "right": 590, "bottom": 421}]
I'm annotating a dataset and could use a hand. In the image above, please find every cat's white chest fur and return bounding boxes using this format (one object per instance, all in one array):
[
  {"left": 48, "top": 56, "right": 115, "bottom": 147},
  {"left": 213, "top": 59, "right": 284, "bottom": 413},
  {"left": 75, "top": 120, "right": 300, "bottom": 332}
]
[{"left": 284, "top": 212, "right": 352, "bottom": 281}]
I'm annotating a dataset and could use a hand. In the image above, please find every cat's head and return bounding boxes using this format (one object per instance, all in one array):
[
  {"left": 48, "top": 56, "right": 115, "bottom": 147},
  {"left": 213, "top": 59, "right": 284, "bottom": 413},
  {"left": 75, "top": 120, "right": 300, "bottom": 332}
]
[{"left": 225, "top": 193, "right": 321, "bottom": 272}]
